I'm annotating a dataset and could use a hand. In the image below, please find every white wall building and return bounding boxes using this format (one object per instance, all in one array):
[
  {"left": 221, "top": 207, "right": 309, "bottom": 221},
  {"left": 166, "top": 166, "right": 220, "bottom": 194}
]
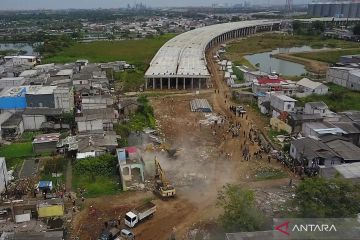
[
  {"left": 327, "top": 67, "right": 360, "bottom": 90},
  {"left": 54, "top": 87, "right": 74, "bottom": 112},
  {"left": 270, "top": 93, "right": 297, "bottom": 114},
  {"left": 0, "top": 157, "right": 9, "bottom": 193},
  {"left": 296, "top": 78, "right": 329, "bottom": 97},
  {"left": 0, "top": 77, "right": 26, "bottom": 88},
  {"left": 4, "top": 56, "right": 37, "bottom": 67}
]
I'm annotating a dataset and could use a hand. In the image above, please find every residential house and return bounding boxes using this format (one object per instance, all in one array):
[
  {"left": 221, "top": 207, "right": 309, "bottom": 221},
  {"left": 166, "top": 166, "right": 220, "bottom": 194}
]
[
  {"left": 53, "top": 87, "right": 74, "bottom": 112},
  {"left": 331, "top": 121, "right": 360, "bottom": 146},
  {"left": 304, "top": 102, "right": 330, "bottom": 117},
  {"left": 287, "top": 112, "right": 323, "bottom": 134},
  {"left": 326, "top": 67, "right": 360, "bottom": 90},
  {"left": 1, "top": 113, "right": 24, "bottom": 140},
  {"left": 0, "top": 77, "right": 25, "bottom": 88},
  {"left": 290, "top": 137, "right": 342, "bottom": 167},
  {"left": 76, "top": 108, "right": 117, "bottom": 133},
  {"left": 32, "top": 133, "right": 60, "bottom": 154},
  {"left": 22, "top": 108, "right": 63, "bottom": 130},
  {"left": 256, "top": 92, "right": 270, "bottom": 114},
  {"left": 321, "top": 136, "right": 360, "bottom": 163},
  {"left": 296, "top": 78, "right": 328, "bottom": 97},
  {"left": 302, "top": 121, "right": 345, "bottom": 138},
  {"left": 81, "top": 94, "right": 113, "bottom": 110},
  {"left": 117, "top": 147, "right": 145, "bottom": 191},
  {"left": 25, "top": 86, "right": 58, "bottom": 108},
  {"left": 252, "top": 74, "right": 297, "bottom": 95},
  {"left": 326, "top": 163, "right": 360, "bottom": 182},
  {"left": 56, "top": 69, "right": 73, "bottom": 79},
  {"left": 76, "top": 133, "right": 118, "bottom": 156},
  {"left": 4, "top": 55, "right": 37, "bottom": 67},
  {"left": 269, "top": 93, "right": 297, "bottom": 118},
  {"left": 0, "top": 86, "right": 27, "bottom": 110}
]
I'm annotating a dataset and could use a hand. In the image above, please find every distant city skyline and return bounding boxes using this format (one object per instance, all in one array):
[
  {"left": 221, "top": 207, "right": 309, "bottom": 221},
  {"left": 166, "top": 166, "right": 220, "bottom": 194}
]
[{"left": 1, "top": 0, "right": 309, "bottom": 10}]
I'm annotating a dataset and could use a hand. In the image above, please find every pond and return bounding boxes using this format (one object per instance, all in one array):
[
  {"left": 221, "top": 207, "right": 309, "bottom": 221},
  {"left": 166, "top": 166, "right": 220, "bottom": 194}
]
[
  {"left": 0, "top": 42, "right": 35, "bottom": 55},
  {"left": 244, "top": 46, "right": 326, "bottom": 76}
]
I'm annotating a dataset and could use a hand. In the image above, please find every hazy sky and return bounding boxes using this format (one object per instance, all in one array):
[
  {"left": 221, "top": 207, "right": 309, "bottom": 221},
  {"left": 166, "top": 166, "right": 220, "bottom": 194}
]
[{"left": 2, "top": 0, "right": 308, "bottom": 10}]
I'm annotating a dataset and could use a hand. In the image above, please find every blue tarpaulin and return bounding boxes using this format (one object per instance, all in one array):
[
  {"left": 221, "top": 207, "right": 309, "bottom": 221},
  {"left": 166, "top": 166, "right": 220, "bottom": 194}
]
[{"left": 38, "top": 181, "right": 53, "bottom": 190}]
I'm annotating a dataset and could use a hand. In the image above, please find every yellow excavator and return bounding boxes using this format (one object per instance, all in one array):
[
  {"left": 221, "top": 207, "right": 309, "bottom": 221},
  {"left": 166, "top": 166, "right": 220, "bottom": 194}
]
[{"left": 154, "top": 157, "right": 176, "bottom": 198}]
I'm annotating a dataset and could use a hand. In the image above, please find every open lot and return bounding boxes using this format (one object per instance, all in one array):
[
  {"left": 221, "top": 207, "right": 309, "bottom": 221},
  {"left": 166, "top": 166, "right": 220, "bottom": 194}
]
[{"left": 43, "top": 34, "right": 176, "bottom": 70}]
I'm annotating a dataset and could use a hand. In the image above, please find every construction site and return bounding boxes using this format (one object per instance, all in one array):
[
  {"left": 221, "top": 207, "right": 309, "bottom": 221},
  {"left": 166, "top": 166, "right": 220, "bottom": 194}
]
[{"left": 70, "top": 21, "right": 296, "bottom": 239}]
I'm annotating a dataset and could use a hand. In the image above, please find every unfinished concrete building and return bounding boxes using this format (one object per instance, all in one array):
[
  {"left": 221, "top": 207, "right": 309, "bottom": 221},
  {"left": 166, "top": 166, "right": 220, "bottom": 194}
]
[{"left": 144, "top": 20, "right": 281, "bottom": 90}]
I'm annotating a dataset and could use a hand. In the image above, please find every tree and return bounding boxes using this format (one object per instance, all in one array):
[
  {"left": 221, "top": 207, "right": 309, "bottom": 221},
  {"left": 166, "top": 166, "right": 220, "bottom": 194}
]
[
  {"left": 291, "top": 178, "right": 360, "bottom": 218},
  {"left": 217, "top": 184, "right": 266, "bottom": 232},
  {"left": 292, "top": 20, "right": 302, "bottom": 32},
  {"left": 311, "top": 21, "right": 325, "bottom": 32},
  {"left": 353, "top": 24, "right": 360, "bottom": 35}
]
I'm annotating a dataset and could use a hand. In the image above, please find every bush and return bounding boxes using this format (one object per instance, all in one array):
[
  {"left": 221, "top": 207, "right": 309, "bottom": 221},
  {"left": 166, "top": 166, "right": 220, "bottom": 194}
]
[
  {"left": 217, "top": 184, "right": 266, "bottom": 232},
  {"left": 74, "top": 154, "right": 117, "bottom": 176}
]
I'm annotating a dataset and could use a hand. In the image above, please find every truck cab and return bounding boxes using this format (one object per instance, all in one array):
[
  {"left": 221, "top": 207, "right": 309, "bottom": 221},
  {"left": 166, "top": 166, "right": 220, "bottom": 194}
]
[{"left": 125, "top": 212, "right": 138, "bottom": 228}]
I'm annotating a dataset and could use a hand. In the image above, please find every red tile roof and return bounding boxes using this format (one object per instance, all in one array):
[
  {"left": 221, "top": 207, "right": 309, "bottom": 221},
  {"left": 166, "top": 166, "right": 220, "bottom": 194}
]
[{"left": 257, "top": 75, "right": 287, "bottom": 85}]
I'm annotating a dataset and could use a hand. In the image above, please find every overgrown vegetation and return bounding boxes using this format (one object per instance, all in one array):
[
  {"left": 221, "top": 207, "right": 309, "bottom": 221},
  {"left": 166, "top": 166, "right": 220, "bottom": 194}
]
[
  {"left": 40, "top": 157, "right": 67, "bottom": 185},
  {"left": 232, "top": 66, "right": 245, "bottom": 83},
  {"left": 20, "top": 131, "right": 42, "bottom": 142},
  {"left": 73, "top": 154, "right": 120, "bottom": 197},
  {"left": 43, "top": 34, "right": 176, "bottom": 71},
  {"left": 115, "top": 95, "right": 155, "bottom": 147},
  {"left": 296, "top": 83, "right": 360, "bottom": 112},
  {"left": 217, "top": 184, "right": 267, "bottom": 232},
  {"left": 354, "top": 23, "right": 360, "bottom": 35},
  {"left": 290, "top": 178, "right": 360, "bottom": 218},
  {"left": 114, "top": 70, "right": 145, "bottom": 92},
  {"left": 293, "top": 48, "right": 360, "bottom": 64},
  {"left": 35, "top": 34, "right": 75, "bottom": 57},
  {"left": 292, "top": 20, "right": 326, "bottom": 36}
]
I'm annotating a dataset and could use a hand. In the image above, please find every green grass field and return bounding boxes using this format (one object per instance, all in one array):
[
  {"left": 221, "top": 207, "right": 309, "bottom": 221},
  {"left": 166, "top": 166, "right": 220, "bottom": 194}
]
[
  {"left": 0, "top": 142, "right": 33, "bottom": 170},
  {"left": 44, "top": 34, "right": 176, "bottom": 91},
  {"left": 0, "top": 142, "right": 33, "bottom": 159},
  {"left": 226, "top": 33, "right": 360, "bottom": 68},
  {"left": 43, "top": 34, "right": 176, "bottom": 71},
  {"left": 296, "top": 83, "right": 360, "bottom": 112},
  {"left": 293, "top": 48, "right": 360, "bottom": 64},
  {"left": 72, "top": 174, "right": 120, "bottom": 198}
]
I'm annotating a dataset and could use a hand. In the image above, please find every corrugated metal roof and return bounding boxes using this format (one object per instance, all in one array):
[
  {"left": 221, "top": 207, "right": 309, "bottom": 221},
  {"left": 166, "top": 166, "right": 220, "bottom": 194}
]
[
  {"left": 334, "top": 162, "right": 360, "bottom": 179},
  {"left": 190, "top": 99, "right": 212, "bottom": 112}
]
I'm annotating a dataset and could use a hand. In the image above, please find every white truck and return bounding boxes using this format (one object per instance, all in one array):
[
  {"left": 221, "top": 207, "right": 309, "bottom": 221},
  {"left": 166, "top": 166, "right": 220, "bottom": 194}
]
[{"left": 124, "top": 202, "right": 156, "bottom": 228}]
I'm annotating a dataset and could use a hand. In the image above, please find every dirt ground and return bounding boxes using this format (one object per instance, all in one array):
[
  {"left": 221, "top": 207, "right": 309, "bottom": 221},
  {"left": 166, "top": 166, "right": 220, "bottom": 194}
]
[{"left": 71, "top": 47, "right": 297, "bottom": 240}]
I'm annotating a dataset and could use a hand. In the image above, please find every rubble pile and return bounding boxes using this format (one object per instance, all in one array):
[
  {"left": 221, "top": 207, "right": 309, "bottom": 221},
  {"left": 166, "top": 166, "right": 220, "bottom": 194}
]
[
  {"left": 175, "top": 173, "right": 207, "bottom": 187},
  {"left": 255, "top": 187, "right": 295, "bottom": 215},
  {"left": 199, "top": 113, "right": 224, "bottom": 126}
]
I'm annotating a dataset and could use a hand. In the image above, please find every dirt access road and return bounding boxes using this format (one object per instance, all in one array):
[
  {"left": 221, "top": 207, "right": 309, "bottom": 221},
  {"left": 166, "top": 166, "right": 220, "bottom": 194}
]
[{"left": 71, "top": 46, "right": 295, "bottom": 240}]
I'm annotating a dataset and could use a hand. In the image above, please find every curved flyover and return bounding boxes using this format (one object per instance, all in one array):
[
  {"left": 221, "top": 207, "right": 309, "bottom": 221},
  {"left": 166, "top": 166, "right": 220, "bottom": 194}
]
[{"left": 145, "top": 19, "right": 281, "bottom": 90}]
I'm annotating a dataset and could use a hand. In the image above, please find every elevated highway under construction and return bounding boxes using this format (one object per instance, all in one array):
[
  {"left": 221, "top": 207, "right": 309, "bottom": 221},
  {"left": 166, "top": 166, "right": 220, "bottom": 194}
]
[{"left": 144, "top": 20, "right": 281, "bottom": 90}]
